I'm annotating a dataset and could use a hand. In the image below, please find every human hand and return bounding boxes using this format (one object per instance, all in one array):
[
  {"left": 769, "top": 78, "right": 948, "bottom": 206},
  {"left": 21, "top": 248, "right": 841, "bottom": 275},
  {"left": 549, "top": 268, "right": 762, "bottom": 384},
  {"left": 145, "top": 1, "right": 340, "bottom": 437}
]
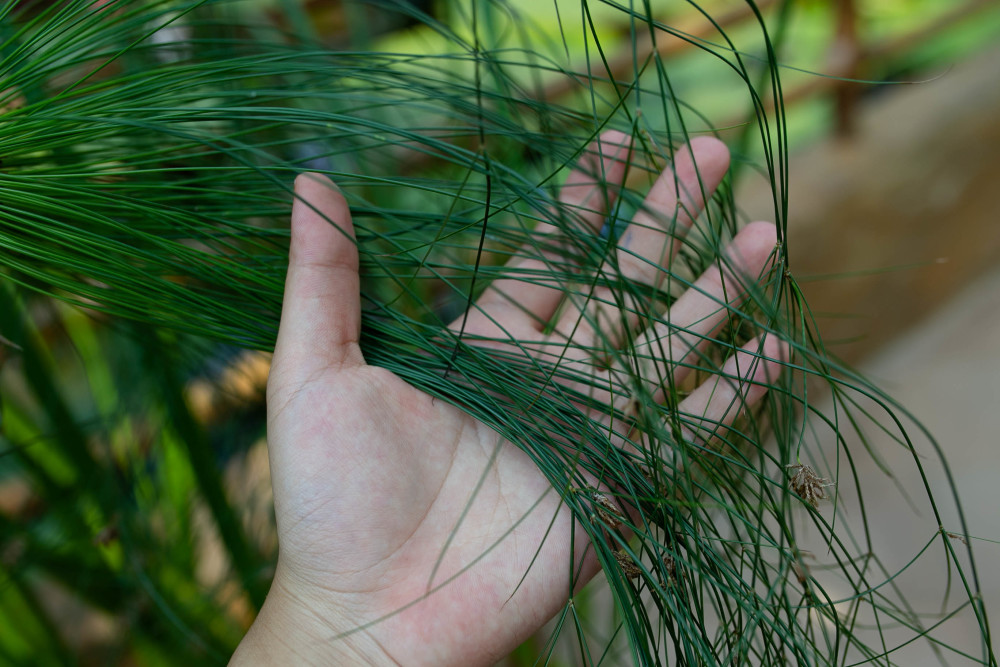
[{"left": 231, "top": 132, "right": 783, "bottom": 665}]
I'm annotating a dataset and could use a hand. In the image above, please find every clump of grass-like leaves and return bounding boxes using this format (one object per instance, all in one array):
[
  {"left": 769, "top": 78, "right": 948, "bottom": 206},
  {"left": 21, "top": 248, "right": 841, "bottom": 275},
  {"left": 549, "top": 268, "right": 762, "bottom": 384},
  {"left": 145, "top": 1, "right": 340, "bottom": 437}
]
[{"left": 0, "top": 0, "right": 993, "bottom": 664}]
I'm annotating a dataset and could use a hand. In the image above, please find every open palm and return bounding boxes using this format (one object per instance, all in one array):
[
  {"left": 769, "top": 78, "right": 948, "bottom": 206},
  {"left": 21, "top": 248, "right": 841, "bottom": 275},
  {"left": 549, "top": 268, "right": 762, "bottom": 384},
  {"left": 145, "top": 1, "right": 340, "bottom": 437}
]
[{"left": 233, "top": 133, "right": 782, "bottom": 666}]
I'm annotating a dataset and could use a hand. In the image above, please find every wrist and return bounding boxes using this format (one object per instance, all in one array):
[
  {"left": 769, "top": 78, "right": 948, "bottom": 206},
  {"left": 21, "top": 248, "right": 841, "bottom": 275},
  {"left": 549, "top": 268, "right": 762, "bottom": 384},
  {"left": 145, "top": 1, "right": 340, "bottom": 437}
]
[{"left": 230, "top": 569, "right": 392, "bottom": 666}]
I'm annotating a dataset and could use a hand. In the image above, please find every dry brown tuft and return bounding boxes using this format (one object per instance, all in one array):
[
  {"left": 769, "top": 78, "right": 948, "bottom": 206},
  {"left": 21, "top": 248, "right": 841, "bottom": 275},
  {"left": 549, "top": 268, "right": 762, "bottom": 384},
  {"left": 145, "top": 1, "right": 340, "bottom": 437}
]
[
  {"left": 786, "top": 464, "right": 833, "bottom": 508},
  {"left": 662, "top": 553, "right": 677, "bottom": 585},
  {"left": 614, "top": 549, "right": 643, "bottom": 579},
  {"left": 583, "top": 487, "right": 626, "bottom": 530}
]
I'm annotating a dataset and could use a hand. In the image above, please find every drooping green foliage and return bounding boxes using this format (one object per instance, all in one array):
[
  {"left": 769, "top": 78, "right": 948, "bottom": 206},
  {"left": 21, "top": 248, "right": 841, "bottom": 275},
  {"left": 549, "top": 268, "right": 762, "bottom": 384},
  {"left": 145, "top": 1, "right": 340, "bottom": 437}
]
[{"left": 0, "top": 0, "right": 993, "bottom": 664}]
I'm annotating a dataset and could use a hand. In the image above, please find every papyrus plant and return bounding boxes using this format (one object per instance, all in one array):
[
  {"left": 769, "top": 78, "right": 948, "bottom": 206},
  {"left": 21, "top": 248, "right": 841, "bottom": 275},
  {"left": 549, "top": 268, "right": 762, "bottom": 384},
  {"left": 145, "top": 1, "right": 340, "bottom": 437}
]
[{"left": 0, "top": 0, "right": 992, "bottom": 664}]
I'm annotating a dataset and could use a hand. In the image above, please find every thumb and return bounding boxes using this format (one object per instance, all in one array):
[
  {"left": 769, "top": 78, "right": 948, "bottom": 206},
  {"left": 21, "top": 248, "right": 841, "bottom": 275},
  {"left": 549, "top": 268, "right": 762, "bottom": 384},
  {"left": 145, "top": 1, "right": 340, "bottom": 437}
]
[{"left": 273, "top": 173, "right": 364, "bottom": 374}]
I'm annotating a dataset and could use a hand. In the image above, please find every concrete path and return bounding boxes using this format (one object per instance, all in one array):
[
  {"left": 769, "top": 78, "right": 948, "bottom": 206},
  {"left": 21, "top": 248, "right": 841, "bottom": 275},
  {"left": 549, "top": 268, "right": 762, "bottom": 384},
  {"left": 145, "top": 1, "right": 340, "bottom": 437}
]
[{"left": 803, "top": 264, "right": 1000, "bottom": 665}]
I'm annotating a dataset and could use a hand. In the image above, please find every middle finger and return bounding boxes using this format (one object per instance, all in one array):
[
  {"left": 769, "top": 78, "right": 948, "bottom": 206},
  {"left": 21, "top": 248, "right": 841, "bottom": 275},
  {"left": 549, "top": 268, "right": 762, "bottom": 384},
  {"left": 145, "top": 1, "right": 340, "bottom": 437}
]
[{"left": 554, "top": 137, "right": 731, "bottom": 351}]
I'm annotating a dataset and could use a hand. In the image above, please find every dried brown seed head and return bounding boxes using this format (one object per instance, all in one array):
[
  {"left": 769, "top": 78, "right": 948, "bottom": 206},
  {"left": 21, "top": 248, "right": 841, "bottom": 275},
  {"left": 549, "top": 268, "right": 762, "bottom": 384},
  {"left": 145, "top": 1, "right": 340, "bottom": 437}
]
[
  {"left": 614, "top": 549, "right": 643, "bottom": 579},
  {"left": 583, "top": 487, "right": 625, "bottom": 530},
  {"left": 786, "top": 464, "right": 833, "bottom": 509},
  {"left": 662, "top": 553, "right": 677, "bottom": 584}
]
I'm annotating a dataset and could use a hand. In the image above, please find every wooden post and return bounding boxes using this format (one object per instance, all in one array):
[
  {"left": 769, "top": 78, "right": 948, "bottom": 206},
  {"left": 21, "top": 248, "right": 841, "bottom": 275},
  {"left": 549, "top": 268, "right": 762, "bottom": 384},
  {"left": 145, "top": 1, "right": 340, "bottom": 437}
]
[{"left": 831, "top": 0, "right": 862, "bottom": 138}]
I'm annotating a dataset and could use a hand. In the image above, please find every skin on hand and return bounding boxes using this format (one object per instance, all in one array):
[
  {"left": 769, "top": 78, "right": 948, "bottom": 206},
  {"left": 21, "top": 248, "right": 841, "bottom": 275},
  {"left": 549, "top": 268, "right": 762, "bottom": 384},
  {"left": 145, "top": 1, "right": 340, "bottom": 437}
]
[{"left": 231, "top": 133, "right": 784, "bottom": 666}]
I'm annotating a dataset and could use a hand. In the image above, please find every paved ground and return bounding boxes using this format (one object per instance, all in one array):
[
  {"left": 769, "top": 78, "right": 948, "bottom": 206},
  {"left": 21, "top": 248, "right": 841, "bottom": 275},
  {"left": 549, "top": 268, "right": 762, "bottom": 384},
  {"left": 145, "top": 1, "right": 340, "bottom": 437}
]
[{"left": 802, "top": 264, "right": 1000, "bottom": 665}]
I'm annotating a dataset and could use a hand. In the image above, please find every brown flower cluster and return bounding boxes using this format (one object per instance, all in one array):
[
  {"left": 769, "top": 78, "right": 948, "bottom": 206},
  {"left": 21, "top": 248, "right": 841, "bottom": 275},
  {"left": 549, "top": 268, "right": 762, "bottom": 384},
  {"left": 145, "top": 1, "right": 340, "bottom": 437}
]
[
  {"left": 786, "top": 464, "right": 833, "bottom": 508},
  {"left": 581, "top": 487, "right": 626, "bottom": 530},
  {"left": 614, "top": 549, "right": 643, "bottom": 579}
]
